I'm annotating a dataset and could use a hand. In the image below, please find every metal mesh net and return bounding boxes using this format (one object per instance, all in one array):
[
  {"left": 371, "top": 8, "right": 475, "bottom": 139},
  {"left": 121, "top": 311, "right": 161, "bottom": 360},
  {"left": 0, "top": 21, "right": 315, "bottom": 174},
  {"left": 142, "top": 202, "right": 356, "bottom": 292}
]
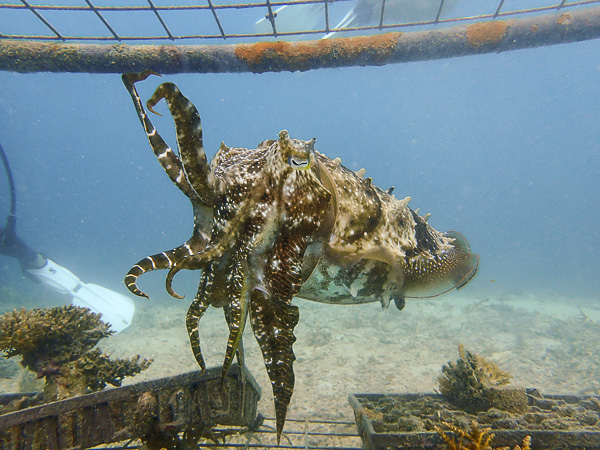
[
  {"left": 1, "top": 1, "right": 600, "bottom": 73},
  {"left": 1, "top": 0, "right": 599, "bottom": 43}
]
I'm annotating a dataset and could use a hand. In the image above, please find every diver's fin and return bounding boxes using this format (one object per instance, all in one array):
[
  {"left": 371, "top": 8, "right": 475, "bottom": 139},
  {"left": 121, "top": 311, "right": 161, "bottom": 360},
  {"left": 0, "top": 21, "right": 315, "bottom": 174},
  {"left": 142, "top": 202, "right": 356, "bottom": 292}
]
[
  {"left": 27, "top": 258, "right": 80, "bottom": 294},
  {"left": 28, "top": 258, "right": 135, "bottom": 333},
  {"left": 71, "top": 284, "right": 135, "bottom": 333},
  {"left": 254, "top": 3, "right": 324, "bottom": 36}
]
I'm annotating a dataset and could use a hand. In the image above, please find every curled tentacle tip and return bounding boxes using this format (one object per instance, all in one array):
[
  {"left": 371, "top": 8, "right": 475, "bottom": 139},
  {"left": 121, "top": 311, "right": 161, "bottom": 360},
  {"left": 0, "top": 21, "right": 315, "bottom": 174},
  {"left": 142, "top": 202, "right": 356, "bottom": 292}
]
[
  {"left": 125, "top": 283, "right": 149, "bottom": 299},
  {"left": 133, "top": 287, "right": 149, "bottom": 299},
  {"left": 139, "top": 69, "right": 161, "bottom": 80},
  {"left": 147, "top": 104, "right": 163, "bottom": 116},
  {"left": 165, "top": 269, "right": 185, "bottom": 299},
  {"left": 132, "top": 290, "right": 149, "bottom": 300},
  {"left": 166, "top": 283, "right": 185, "bottom": 299},
  {"left": 122, "top": 70, "right": 161, "bottom": 85}
]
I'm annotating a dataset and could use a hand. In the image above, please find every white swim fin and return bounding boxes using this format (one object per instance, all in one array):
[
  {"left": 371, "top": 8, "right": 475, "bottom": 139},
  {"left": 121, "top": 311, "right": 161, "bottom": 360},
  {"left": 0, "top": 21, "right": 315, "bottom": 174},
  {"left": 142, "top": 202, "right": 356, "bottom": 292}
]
[
  {"left": 71, "top": 283, "right": 135, "bottom": 334},
  {"left": 27, "top": 258, "right": 135, "bottom": 333},
  {"left": 254, "top": 2, "right": 325, "bottom": 36}
]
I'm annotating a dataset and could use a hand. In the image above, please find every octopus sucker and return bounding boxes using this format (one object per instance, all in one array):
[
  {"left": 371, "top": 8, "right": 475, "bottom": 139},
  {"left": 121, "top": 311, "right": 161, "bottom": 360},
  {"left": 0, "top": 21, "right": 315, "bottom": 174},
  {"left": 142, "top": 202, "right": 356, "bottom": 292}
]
[{"left": 122, "top": 72, "right": 479, "bottom": 443}]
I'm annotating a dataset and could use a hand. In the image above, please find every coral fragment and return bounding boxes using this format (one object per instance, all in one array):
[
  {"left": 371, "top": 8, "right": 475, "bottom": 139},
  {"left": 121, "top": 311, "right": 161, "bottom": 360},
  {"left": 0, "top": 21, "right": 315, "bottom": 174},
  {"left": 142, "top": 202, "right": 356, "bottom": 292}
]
[{"left": 0, "top": 305, "right": 151, "bottom": 402}]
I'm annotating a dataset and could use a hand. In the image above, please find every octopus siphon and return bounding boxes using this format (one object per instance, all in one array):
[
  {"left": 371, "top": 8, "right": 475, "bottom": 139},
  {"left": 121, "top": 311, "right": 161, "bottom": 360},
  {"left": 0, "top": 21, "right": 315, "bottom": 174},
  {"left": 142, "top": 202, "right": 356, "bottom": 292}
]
[{"left": 122, "top": 70, "right": 479, "bottom": 442}]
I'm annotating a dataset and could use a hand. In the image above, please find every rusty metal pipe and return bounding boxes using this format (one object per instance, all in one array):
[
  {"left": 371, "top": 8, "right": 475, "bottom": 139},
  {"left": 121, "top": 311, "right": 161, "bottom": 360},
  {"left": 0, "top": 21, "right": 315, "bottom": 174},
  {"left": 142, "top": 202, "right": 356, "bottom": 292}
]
[{"left": 0, "top": 6, "right": 599, "bottom": 74}]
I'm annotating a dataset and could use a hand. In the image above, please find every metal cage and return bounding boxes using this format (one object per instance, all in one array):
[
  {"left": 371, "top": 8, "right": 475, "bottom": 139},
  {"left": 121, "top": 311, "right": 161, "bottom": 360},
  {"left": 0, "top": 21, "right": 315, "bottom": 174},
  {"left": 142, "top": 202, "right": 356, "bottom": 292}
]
[
  {"left": 0, "top": 0, "right": 598, "bottom": 42},
  {"left": 1, "top": 1, "right": 600, "bottom": 73}
]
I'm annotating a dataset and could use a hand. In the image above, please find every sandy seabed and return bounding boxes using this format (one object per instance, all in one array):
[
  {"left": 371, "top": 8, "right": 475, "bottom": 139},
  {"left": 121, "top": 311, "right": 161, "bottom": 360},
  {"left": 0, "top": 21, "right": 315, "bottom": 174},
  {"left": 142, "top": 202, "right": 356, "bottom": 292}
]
[
  {"left": 93, "top": 291, "right": 600, "bottom": 420},
  {"left": 2, "top": 289, "right": 600, "bottom": 446}
]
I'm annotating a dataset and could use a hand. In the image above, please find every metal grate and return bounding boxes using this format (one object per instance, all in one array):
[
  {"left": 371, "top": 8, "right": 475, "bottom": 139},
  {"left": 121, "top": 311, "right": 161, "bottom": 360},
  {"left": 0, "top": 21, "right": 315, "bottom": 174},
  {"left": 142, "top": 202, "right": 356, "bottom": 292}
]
[
  {"left": 1, "top": 0, "right": 600, "bottom": 42},
  {"left": 2, "top": 1, "right": 600, "bottom": 74},
  {"left": 197, "top": 417, "right": 364, "bottom": 449},
  {"left": 94, "top": 417, "right": 364, "bottom": 449}
]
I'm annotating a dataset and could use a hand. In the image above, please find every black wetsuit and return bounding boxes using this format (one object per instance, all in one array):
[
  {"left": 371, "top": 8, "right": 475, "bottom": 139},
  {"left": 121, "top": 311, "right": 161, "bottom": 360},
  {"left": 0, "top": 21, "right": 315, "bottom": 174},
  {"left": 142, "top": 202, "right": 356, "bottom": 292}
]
[
  {"left": 1, "top": 141, "right": 45, "bottom": 271},
  {"left": 0, "top": 225, "right": 42, "bottom": 270}
]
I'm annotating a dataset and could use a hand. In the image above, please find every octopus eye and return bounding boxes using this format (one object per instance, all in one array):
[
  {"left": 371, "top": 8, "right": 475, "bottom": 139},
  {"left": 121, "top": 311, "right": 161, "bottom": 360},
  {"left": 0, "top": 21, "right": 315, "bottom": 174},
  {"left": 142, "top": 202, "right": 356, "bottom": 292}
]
[{"left": 288, "top": 155, "right": 311, "bottom": 170}]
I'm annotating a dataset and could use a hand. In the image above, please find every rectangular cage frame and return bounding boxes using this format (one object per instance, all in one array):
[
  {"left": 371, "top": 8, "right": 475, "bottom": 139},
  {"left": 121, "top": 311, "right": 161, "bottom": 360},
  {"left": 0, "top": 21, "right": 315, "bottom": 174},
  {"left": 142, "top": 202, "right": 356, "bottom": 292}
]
[
  {"left": 1, "top": 1, "right": 600, "bottom": 74},
  {"left": 1, "top": 0, "right": 600, "bottom": 42}
]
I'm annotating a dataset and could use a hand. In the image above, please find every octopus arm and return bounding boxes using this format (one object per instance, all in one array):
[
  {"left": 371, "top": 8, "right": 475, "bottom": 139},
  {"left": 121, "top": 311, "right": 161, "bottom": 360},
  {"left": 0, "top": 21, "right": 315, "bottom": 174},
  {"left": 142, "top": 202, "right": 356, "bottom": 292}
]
[
  {"left": 165, "top": 197, "right": 259, "bottom": 299},
  {"left": 250, "top": 234, "right": 309, "bottom": 444},
  {"left": 146, "top": 82, "right": 215, "bottom": 207},
  {"left": 121, "top": 71, "right": 205, "bottom": 206},
  {"left": 223, "top": 305, "right": 247, "bottom": 369},
  {"left": 250, "top": 291, "right": 299, "bottom": 445},
  {"left": 185, "top": 268, "right": 212, "bottom": 372},
  {"left": 220, "top": 258, "right": 252, "bottom": 380},
  {"left": 124, "top": 219, "right": 209, "bottom": 298}
]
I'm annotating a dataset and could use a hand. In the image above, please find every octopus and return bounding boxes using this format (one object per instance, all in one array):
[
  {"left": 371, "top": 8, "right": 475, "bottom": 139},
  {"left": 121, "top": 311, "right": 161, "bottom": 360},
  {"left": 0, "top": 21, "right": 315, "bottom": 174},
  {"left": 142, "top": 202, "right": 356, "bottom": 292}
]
[{"left": 121, "top": 70, "right": 479, "bottom": 442}]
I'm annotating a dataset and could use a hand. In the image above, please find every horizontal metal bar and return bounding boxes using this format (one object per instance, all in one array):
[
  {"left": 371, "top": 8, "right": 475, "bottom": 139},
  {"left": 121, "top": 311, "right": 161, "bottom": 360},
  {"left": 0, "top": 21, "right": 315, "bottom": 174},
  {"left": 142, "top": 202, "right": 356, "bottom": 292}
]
[
  {"left": 1, "top": 1, "right": 599, "bottom": 42},
  {"left": 0, "top": 0, "right": 350, "bottom": 12},
  {"left": 1, "top": 0, "right": 598, "bottom": 13},
  {"left": 1, "top": 5, "right": 600, "bottom": 74}
]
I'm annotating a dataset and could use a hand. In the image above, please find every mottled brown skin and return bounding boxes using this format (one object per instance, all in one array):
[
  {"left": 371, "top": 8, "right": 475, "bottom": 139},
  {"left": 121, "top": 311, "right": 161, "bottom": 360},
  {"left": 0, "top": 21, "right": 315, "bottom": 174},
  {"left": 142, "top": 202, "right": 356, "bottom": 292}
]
[{"left": 122, "top": 70, "right": 478, "bottom": 442}]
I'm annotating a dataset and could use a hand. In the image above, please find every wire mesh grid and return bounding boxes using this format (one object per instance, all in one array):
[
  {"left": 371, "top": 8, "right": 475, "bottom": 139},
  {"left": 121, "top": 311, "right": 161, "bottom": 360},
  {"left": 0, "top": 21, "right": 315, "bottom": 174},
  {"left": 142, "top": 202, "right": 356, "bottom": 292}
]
[
  {"left": 1, "top": 0, "right": 600, "bottom": 43},
  {"left": 97, "top": 417, "right": 364, "bottom": 449}
]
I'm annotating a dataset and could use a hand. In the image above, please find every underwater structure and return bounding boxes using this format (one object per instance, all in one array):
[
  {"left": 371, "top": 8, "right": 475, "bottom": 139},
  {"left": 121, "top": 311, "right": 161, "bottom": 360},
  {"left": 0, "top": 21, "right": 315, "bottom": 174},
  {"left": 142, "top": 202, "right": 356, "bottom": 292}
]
[
  {"left": 0, "top": 6, "right": 599, "bottom": 74},
  {"left": 1, "top": 2, "right": 600, "bottom": 448}
]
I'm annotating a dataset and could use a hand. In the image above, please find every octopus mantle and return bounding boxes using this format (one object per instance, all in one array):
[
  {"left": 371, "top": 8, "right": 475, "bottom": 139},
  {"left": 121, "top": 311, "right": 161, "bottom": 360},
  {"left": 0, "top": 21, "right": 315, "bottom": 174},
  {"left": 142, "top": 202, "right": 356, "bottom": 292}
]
[{"left": 122, "top": 70, "right": 478, "bottom": 442}]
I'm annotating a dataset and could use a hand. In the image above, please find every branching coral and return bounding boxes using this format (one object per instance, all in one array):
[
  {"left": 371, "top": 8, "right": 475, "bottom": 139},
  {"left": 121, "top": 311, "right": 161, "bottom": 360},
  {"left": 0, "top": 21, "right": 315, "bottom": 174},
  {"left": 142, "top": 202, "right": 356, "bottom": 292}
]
[
  {"left": 434, "top": 420, "right": 531, "bottom": 450},
  {"left": 0, "top": 305, "right": 112, "bottom": 364},
  {"left": 438, "top": 344, "right": 522, "bottom": 413},
  {"left": 74, "top": 349, "right": 152, "bottom": 391},
  {"left": 0, "top": 305, "right": 152, "bottom": 402},
  {"left": 434, "top": 420, "right": 494, "bottom": 450}
]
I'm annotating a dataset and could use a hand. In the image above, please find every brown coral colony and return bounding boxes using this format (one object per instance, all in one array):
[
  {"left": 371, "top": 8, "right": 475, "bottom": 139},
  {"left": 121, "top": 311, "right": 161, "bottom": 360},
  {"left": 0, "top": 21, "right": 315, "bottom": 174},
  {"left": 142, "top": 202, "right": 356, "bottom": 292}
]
[{"left": 0, "top": 305, "right": 151, "bottom": 402}]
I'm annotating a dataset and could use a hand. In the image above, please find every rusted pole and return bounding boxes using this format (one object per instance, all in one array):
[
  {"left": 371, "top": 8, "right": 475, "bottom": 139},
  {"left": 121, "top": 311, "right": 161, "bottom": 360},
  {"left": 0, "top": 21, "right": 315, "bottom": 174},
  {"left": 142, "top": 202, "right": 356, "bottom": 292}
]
[{"left": 1, "top": 6, "right": 599, "bottom": 74}]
